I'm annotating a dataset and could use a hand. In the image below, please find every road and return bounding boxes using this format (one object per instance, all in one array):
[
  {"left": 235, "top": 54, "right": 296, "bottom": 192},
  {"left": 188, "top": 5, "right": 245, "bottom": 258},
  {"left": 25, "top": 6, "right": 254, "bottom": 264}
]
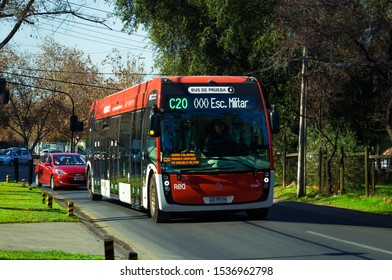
[{"left": 2, "top": 164, "right": 392, "bottom": 260}]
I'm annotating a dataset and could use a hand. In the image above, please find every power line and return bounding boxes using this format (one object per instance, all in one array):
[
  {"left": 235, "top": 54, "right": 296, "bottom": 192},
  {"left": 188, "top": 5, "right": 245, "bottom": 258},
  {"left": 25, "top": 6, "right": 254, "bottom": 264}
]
[
  {"left": 1, "top": 70, "right": 121, "bottom": 91},
  {"left": 57, "top": 0, "right": 149, "bottom": 39},
  {"left": 34, "top": 25, "right": 153, "bottom": 53},
  {"left": 8, "top": 66, "right": 159, "bottom": 76},
  {"left": 39, "top": 20, "right": 150, "bottom": 49},
  {"left": 65, "top": 0, "right": 116, "bottom": 15},
  {"left": 6, "top": 0, "right": 155, "bottom": 67},
  {"left": 49, "top": 17, "right": 149, "bottom": 40}
]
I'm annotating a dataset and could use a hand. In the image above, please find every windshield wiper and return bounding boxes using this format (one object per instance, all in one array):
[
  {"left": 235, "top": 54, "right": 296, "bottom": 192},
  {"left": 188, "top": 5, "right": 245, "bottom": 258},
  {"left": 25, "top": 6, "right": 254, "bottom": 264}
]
[
  {"left": 208, "top": 157, "right": 258, "bottom": 177},
  {"left": 176, "top": 167, "right": 233, "bottom": 180}
]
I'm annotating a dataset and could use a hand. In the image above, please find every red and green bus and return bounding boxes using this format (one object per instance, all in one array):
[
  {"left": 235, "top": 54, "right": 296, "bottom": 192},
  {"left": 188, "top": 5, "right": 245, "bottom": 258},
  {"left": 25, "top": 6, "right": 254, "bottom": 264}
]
[{"left": 85, "top": 76, "right": 279, "bottom": 222}]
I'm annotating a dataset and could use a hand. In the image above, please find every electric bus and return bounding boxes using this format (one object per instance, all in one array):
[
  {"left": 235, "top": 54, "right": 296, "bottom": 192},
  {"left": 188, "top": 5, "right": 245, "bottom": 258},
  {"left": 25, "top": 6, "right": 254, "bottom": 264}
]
[{"left": 85, "top": 76, "right": 279, "bottom": 222}]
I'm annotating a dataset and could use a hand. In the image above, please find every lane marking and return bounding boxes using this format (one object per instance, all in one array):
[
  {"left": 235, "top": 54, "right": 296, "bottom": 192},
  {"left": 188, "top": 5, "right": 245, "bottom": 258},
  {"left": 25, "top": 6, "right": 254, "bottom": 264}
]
[{"left": 307, "top": 231, "right": 392, "bottom": 255}]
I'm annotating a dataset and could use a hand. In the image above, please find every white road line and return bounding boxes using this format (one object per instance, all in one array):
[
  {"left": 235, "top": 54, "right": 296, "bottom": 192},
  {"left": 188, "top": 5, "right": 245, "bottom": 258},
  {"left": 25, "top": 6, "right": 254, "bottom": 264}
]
[{"left": 307, "top": 231, "right": 392, "bottom": 255}]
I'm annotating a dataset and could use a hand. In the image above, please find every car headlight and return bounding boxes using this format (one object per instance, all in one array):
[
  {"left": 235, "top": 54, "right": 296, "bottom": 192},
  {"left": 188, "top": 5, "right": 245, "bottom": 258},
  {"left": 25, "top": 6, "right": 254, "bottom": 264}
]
[{"left": 55, "top": 169, "right": 66, "bottom": 176}]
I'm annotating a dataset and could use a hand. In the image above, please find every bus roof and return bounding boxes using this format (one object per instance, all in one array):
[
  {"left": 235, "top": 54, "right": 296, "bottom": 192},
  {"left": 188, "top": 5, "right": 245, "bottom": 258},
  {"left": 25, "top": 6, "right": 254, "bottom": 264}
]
[{"left": 90, "top": 76, "right": 258, "bottom": 120}]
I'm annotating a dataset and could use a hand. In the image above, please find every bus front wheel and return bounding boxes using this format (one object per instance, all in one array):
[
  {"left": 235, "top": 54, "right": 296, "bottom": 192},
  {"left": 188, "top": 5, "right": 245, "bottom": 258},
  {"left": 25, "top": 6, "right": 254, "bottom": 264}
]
[{"left": 149, "top": 176, "right": 171, "bottom": 223}]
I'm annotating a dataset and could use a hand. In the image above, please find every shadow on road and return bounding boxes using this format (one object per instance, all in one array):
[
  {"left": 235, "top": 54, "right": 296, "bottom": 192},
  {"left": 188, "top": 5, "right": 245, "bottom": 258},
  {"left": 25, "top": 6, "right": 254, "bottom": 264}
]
[
  {"left": 268, "top": 200, "right": 392, "bottom": 229},
  {"left": 152, "top": 200, "right": 392, "bottom": 228}
]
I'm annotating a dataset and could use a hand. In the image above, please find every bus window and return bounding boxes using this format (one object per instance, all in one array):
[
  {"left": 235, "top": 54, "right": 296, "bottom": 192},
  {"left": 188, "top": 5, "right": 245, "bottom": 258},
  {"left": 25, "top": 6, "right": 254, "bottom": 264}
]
[{"left": 109, "top": 116, "right": 120, "bottom": 196}]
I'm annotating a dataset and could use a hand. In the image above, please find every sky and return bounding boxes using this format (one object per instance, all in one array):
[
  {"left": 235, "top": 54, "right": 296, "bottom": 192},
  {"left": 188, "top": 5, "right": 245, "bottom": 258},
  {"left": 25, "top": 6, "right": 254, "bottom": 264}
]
[{"left": 2, "top": 0, "right": 157, "bottom": 79}]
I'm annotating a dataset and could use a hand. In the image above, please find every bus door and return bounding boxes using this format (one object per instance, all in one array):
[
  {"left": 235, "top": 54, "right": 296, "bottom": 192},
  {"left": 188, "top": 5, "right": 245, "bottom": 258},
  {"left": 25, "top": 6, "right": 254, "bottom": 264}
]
[
  {"left": 108, "top": 116, "right": 121, "bottom": 197},
  {"left": 92, "top": 119, "right": 105, "bottom": 189},
  {"left": 130, "top": 110, "right": 143, "bottom": 206},
  {"left": 141, "top": 106, "right": 158, "bottom": 189}
]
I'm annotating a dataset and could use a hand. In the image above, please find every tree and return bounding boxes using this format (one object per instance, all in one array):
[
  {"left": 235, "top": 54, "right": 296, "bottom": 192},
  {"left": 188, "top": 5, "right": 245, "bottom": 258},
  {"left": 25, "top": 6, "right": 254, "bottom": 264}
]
[
  {"left": 0, "top": 40, "right": 105, "bottom": 151},
  {"left": 274, "top": 0, "right": 392, "bottom": 193},
  {"left": 114, "top": 0, "right": 280, "bottom": 77},
  {"left": 0, "top": 50, "right": 55, "bottom": 149},
  {"left": 0, "top": 0, "right": 108, "bottom": 49},
  {"left": 102, "top": 48, "right": 145, "bottom": 89},
  {"left": 35, "top": 39, "right": 106, "bottom": 145},
  {"left": 0, "top": 38, "right": 149, "bottom": 151}
]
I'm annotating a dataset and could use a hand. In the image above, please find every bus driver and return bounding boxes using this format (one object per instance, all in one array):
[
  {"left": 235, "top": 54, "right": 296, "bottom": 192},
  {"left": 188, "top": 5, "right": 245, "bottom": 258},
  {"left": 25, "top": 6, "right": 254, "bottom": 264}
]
[{"left": 204, "top": 119, "right": 233, "bottom": 154}]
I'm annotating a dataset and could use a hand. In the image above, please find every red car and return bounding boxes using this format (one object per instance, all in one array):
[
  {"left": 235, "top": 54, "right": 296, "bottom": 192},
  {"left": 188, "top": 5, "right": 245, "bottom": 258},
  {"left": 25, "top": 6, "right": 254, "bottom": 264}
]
[{"left": 35, "top": 153, "right": 86, "bottom": 189}]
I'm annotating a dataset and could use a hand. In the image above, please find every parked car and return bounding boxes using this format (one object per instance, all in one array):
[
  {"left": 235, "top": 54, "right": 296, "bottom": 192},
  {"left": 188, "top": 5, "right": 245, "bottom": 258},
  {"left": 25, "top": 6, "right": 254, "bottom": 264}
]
[
  {"left": 0, "top": 148, "right": 32, "bottom": 165},
  {"left": 35, "top": 153, "right": 86, "bottom": 189}
]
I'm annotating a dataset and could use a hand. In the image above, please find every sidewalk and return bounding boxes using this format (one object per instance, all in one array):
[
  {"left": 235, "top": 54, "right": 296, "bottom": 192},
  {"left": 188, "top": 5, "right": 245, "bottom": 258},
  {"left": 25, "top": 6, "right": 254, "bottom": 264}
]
[
  {"left": 0, "top": 222, "right": 108, "bottom": 257},
  {"left": 0, "top": 222, "right": 135, "bottom": 260}
]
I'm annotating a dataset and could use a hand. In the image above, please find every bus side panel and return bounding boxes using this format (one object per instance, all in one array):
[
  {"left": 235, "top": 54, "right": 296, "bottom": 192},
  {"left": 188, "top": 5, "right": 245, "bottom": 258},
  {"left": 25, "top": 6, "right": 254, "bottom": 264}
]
[{"left": 119, "top": 182, "right": 132, "bottom": 204}]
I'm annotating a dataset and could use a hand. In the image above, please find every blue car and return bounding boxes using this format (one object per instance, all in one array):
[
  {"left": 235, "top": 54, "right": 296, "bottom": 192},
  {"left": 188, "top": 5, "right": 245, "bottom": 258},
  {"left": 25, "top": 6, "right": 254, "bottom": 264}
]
[{"left": 0, "top": 148, "right": 32, "bottom": 165}]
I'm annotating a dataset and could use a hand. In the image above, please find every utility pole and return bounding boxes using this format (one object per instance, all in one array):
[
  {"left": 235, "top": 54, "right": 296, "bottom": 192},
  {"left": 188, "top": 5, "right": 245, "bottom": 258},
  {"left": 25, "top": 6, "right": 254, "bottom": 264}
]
[{"left": 297, "top": 46, "right": 308, "bottom": 197}]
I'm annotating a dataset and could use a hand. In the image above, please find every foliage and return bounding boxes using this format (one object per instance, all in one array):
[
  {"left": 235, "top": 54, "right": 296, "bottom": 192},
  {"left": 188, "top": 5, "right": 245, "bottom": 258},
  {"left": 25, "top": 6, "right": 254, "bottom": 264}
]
[
  {"left": 115, "top": 0, "right": 280, "bottom": 78},
  {"left": 275, "top": 0, "right": 392, "bottom": 145}
]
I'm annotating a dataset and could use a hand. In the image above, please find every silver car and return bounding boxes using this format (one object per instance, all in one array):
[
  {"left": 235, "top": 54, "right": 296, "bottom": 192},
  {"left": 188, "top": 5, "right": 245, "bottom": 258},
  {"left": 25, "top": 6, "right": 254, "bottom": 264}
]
[{"left": 0, "top": 148, "right": 32, "bottom": 165}]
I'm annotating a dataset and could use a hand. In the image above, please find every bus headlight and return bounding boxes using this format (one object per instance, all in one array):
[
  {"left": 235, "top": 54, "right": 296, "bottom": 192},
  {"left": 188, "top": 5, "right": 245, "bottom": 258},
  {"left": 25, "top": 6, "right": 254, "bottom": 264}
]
[
  {"left": 162, "top": 173, "right": 175, "bottom": 204},
  {"left": 263, "top": 172, "right": 270, "bottom": 189},
  {"left": 163, "top": 174, "right": 171, "bottom": 192}
]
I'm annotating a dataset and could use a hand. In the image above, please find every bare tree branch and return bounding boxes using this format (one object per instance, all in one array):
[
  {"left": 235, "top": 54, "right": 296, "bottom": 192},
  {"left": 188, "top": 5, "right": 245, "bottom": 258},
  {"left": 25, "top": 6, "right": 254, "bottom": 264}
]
[
  {"left": 0, "top": 0, "right": 35, "bottom": 49},
  {"left": 0, "top": 0, "right": 112, "bottom": 50}
]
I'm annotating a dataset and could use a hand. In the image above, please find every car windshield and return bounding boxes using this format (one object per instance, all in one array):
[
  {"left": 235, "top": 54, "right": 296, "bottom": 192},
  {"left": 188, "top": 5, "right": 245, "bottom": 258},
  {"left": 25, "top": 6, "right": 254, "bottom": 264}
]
[{"left": 53, "top": 155, "right": 85, "bottom": 165}]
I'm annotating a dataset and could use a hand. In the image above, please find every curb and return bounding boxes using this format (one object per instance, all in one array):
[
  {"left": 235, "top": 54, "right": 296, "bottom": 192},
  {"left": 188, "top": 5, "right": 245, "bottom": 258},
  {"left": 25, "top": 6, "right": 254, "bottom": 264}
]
[{"left": 54, "top": 195, "right": 139, "bottom": 260}]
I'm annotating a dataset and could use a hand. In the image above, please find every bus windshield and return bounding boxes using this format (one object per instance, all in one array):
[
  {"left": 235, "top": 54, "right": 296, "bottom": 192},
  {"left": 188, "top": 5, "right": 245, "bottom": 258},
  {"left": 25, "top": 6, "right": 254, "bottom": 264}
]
[{"left": 160, "top": 83, "right": 270, "bottom": 173}]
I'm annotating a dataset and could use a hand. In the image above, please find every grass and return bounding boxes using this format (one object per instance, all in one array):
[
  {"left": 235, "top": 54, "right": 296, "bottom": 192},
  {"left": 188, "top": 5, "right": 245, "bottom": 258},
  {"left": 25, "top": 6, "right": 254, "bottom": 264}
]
[
  {"left": 0, "top": 250, "right": 103, "bottom": 260},
  {"left": 0, "top": 182, "right": 104, "bottom": 260},
  {"left": 0, "top": 182, "right": 78, "bottom": 223},
  {"left": 274, "top": 184, "right": 392, "bottom": 215}
]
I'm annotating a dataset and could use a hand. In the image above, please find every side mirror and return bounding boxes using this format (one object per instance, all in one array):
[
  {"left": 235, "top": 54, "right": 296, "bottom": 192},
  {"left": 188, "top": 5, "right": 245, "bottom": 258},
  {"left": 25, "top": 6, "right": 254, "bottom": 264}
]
[
  {"left": 269, "top": 105, "right": 280, "bottom": 134},
  {"left": 149, "top": 112, "right": 161, "bottom": 137}
]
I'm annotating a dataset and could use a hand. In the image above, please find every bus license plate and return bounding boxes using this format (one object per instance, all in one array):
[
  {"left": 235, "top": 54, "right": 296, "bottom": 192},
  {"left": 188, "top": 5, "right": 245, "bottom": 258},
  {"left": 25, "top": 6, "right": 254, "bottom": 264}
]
[{"left": 203, "top": 196, "right": 231, "bottom": 204}]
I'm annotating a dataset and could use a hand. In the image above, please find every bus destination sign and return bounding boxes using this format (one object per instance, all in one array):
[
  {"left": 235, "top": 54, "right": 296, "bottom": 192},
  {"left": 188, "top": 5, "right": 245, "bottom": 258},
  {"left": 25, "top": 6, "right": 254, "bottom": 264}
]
[
  {"left": 163, "top": 83, "right": 261, "bottom": 111},
  {"left": 168, "top": 96, "right": 253, "bottom": 110},
  {"left": 163, "top": 153, "right": 201, "bottom": 166}
]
